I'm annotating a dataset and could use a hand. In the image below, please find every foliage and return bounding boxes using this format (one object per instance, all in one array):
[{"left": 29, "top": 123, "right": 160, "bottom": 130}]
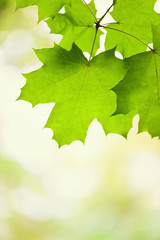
[{"left": 14, "top": 0, "right": 160, "bottom": 146}]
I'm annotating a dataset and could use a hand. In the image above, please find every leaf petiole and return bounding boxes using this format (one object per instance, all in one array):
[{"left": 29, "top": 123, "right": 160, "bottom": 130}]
[
  {"left": 88, "top": 27, "right": 98, "bottom": 62},
  {"left": 81, "top": 0, "right": 97, "bottom": 21},
  {"left": 102, "top": 25, "right": 154, "bottom": 52},
  {"left": 97, "top": 2, "right": 115, "bottom": 24}
]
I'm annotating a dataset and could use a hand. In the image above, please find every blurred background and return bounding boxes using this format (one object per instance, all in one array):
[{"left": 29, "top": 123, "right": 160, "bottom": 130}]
[{"left": 0, "top": 0, "right": 160, "bottom": 239}]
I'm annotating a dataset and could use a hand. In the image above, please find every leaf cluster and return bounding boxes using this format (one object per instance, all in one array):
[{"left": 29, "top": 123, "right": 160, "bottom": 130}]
[{"left": 16, "top": 0, "right": 160, "bottom": 146}]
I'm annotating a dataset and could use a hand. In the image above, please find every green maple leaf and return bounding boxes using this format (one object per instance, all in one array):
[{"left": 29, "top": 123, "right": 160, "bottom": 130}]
[
  {"left": 113, "top": 24, "right": 160, "bottom": 137},
  {"left": 105, "top": 0, "right": 160, "bottom": 58},
  {"left": 47, "top": 0, "right": 102, "bottom": 56},
  {"left": 15, "top": 0, "right": 71, "bottom": 21},
  {"left": 19, "top": 44, "right": 128, "bottom": 146}
]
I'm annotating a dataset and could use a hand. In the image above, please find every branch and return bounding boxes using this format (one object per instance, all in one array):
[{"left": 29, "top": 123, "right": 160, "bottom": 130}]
[{"left": 81, "top": 0, "right": 97, "bottom": 21}]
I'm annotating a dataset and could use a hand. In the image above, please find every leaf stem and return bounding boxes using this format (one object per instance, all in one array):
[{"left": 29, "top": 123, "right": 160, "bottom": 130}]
[
  {"left": 153, "top": 54, "right": 160, "bottom": 104},
  {"left": 88, "top": 27, "right": 98, "bottom": 62},
  {"left": 81, "top": 0, "right": 97, "bottom": 21},
  {"left": 102, "top": 25, "right": 154, "bottom": 52},
  {"left": 97, "top": 2, "right": 114, "bottom": 24}
]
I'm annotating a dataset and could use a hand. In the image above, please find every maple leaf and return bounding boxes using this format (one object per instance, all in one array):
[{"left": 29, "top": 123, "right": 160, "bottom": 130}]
[
  {"left": 104, "top": 0, "right": 160, "bottom": 58},
  {"left": 15, "top": 0, "right": 71, "bottom": 21},
  {"left": 113, "top": 24, "right": 160, "bottom": 137},
  {"left": 47, "top": 0, "right": 102, "bottom": 56},
  {"left": 19, "top": 44, "right": 128, "bottom": 146}
]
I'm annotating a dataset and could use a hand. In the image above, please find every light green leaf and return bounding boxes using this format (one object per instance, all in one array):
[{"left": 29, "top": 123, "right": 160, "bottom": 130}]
[
  {"left": 105, "top": 0, "right": 160, "bottom": 58},
  {"left": 47, "top": 0, "right": 102, "bottom": 56},
  {"left": 99, "top": 112, "right": 134, "bottom": 138},
  {"left": 15, "top": 0, "right": 71, "bottom": 21},
  {"left": 19, "top": 44, "right": 128, "bottom": 146},
  {"left": 113, "top": 25, "right": 160, "bottom": 137}
]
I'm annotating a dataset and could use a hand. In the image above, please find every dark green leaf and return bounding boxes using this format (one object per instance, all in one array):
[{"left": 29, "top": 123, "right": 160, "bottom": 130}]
[{"left": 113, "top": 25, "right": 160, "bottom": 137}]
